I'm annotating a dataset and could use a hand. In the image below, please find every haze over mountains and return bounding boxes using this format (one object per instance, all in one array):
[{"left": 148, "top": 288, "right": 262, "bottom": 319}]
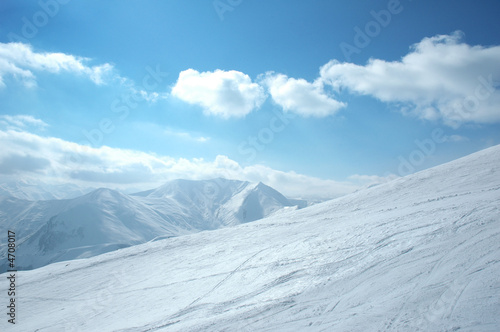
[
  {"left": 1, "top": 144, "right": 498, "bottom": 331},
  {"left": 0, "top": 180, "right": 93, "bottom": 201},
  {"left": 0, "top": 178, "right": 302, "bottom": 271}
]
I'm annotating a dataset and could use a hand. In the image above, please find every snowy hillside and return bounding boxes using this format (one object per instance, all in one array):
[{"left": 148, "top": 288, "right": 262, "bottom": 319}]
[
  {"left": 2, "top": 145, "right": 499, "bottom": 331},
  {"left": 0, "top": 179, "right": 296, "bottom": 271}
]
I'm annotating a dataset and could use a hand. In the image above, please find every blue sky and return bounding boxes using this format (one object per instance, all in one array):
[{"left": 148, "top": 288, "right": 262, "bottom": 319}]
[{"left": 0, "top": 0, "right": 499, "bottom": 199}]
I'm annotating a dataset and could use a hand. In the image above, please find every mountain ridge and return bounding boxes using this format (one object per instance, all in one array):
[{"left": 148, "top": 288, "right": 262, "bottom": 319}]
[{"left": 0, "top": 178, "right": 299, "bottom": 271}]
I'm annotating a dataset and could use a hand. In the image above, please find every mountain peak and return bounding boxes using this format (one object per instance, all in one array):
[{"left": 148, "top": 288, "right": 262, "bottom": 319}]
[{"left": 85, "top": 187, "right": 123, "bottom": 199}]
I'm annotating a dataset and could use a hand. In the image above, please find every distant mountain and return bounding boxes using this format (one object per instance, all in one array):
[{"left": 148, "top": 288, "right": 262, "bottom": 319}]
[
  {"left": 0, "top": 178, "right": 298, "bottom": 271},
  {"left": 135, "top": 178, "right": 295, "bottom": 228}
]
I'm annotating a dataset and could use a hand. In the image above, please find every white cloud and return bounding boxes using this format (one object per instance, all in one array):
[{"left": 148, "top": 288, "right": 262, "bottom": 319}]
[
  {"left": 320, "top": 32, "right": 500, "bottom": 126},
  {"left": 137, "top": 90, "right": 166, "bottom": 103},
  {"left": 123, "top": 85, "right": 169, "bottom": 104},
  {"left": 0, "top": 115, "right": 48, "bottom": 130},
  {"left": 171, "top": 69, "right": 266, "bottom": 118},
  {"left": 261, "top": 72, "right": 346, "bottom": 117},
  {"left": 164, "top": 128, "right": 210, "bottom": 143},
  {"left": 0, "top": 42, "right": 114, "bottom": 88},
  {"left": 0, "top": 129, "right": 357, "bottom": 199}
]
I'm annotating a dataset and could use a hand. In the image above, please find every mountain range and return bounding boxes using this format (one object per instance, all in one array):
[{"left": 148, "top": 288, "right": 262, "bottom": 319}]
[{"left": 0, "top": 178, "right": 301, "bottom": 271}]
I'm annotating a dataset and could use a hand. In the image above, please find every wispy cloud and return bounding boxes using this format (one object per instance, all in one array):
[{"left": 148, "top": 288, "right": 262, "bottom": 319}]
[
  {"left": 171, "top": 69, "right": 266, "bottom": 118},
  {"left": 127, "top": 87, "right": 169, "bottom": 104},
  {"left": 0, "top": 42, "right": 115, "bottom": 88},
  {"left": 0, "top": 115, "right": 48, "bottom": 130},
  {"left": 320, "top": 32, "right": 500, "bottom": 126},
  {"left": 164, "top": 128, "right": 210, "bottom": 143}
]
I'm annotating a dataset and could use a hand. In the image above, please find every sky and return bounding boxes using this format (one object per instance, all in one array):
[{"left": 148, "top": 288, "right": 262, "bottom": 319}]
[{"left": 0, "top": 0, "right": 499, "bottom": 199}]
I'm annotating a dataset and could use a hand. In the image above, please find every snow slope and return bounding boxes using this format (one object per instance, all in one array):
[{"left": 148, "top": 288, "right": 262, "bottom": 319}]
[
  {"left": 1, "top": 145, "right": 499, "bottom": 331},
  {"left": 0, "top": 179, "right": 296, "bottom": 271}
]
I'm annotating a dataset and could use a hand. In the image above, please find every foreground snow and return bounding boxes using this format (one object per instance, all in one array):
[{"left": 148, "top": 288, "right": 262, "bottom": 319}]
[{"left": 1, "top": 145, "right": 499, "bottom": 331}]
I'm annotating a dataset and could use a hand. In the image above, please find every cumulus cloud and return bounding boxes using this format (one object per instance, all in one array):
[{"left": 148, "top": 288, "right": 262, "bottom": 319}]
[
  {"left": 0, "top": 42, "right": 114, "bottom": 88},
  {"left": 171, "top": 69, "right": 266, "bottom": 118},
  {"left": 261, "top": 72, "right": 346, "bottom": 117},
  {"left": 0, "top": 129, "right": 357, "bottom": 199},
  {"left": 320, "top": 32, "right": 500, "bottom": 126}
]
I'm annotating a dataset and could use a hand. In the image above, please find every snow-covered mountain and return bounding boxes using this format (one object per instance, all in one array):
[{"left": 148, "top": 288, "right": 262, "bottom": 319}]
[
  {"left": 2, "top": 145, "right": 498, "bottom": 331},
  {"left": 0, "top": 179, "right": 297, "bottom": 271},
  {"left": 135, "top": 178, "right": 296, "bottom": 228}
]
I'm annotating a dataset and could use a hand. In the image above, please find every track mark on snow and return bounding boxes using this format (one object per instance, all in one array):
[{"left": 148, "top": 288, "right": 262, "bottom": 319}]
[
  {"left": 186, "top": 247, "right": 268, "bottom": 308},
  {"left": 139, "top": 247, "right": 270, "bottom": 331}
]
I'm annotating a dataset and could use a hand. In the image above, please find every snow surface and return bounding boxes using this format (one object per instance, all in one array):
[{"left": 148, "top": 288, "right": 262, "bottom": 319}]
[
  {"left": 1, "top": 145, "right": 500, "bottom": 331},
  {"left": 0, "top": 179, "right": 296, "bottom": 271}
]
